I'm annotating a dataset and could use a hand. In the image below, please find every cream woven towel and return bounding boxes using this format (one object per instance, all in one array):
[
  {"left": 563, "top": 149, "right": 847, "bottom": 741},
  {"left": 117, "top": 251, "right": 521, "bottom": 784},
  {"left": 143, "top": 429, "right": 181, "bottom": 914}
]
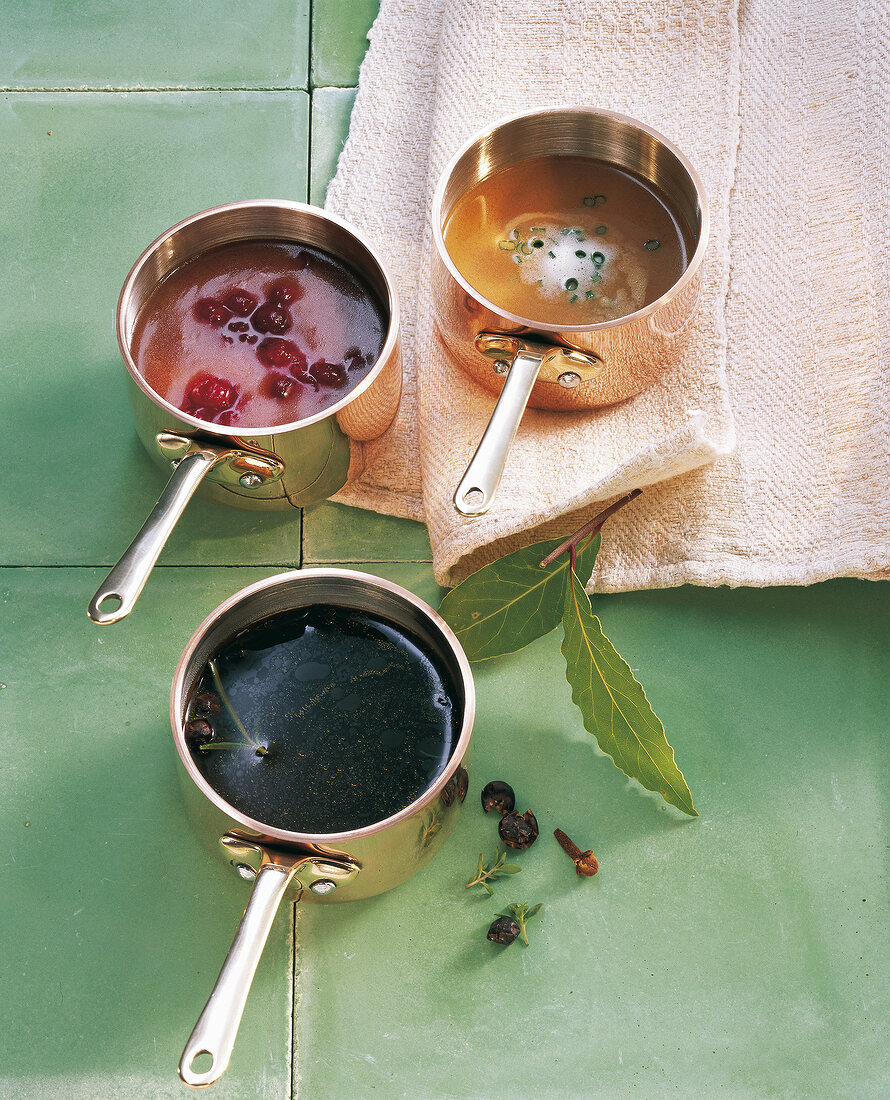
[{"left": 326, "top": 0, "right": 889, "bottom": 591}]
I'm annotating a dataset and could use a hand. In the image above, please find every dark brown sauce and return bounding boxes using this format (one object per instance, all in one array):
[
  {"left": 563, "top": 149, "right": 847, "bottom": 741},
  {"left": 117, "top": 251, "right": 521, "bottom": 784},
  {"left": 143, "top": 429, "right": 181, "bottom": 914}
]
[{"left": 185, "top": 604, "right": 460, "bottom": 835}]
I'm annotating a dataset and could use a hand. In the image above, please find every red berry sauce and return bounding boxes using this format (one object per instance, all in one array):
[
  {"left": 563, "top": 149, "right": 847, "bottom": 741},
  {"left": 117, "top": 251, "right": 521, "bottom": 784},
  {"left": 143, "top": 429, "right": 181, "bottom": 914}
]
[
  {"left": 266, "top": 276, "right": 304, "bottom": 305},
  {"left": 132, "top": 240, "right": 387, "bottom": 428},
  {"left": 249, "top": 302, "right": 292, "bottom": 335},
  {"left": 184, "top": 372, "right": 239, "bottom": 412},
  {"left": 256, "top": 337, "right": 307, "bottom": 373},
  {"left": 309, "top": 360, "right": 348, "bottom": 389}
]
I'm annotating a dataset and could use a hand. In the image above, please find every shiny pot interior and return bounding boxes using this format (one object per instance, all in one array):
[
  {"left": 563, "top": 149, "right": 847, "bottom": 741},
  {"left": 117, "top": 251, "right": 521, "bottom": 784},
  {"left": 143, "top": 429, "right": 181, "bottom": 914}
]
[
  {"left": 88, "top": 201, "right": 402, "bottom": 624},
  {"left": 118, "top": 200, "right": 399, "bottom": 432}
]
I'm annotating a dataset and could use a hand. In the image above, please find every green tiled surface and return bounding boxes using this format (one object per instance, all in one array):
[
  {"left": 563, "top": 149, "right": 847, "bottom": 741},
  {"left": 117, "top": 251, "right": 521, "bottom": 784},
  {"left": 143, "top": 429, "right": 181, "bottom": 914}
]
[
  {"left": 0, "top": 567, "right": 293, "bottom": 1100},
  {"left": 310, "top": 0, "right": 378, "bottom": 87},
  {"left": 0, "top": 2, "right": 310, "bottom": 89},
  {"left": 304, "top": 501, "right": 431, "bottom": 562},
  {"left": 0, "top": 91, "right": 308, "bottom": 567},
  {"left": 3, "top": 4, "right": 889, "bottom": 1099},
  {"left": 296, "top": 580, "right": 890, "bottom": 1100}
]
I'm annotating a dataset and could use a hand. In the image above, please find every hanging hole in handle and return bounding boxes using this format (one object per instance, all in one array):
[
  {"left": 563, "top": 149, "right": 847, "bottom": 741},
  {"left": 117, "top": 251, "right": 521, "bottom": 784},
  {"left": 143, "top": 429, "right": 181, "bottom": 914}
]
[
  {"left": 460, "top": 488, "right": 485, "bottom": 511},
  {"left": 95, "top": 593, "right": 122, "bottom": 615},
  {"left": 189, "top": 1051, "right": 214, "bottom": 1076},
  {"left": 87, "top": 591, "right": 125, "bottom": 624},
  {"left": 454, "top": 486, "right": 491, "bottom": 516}
]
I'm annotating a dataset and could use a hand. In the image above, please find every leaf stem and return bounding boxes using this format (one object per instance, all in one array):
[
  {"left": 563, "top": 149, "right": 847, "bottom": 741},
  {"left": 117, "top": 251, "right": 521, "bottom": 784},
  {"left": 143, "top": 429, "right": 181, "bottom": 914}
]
[{"left": 539, "top": 489, "right": 642, "bottom": 569}]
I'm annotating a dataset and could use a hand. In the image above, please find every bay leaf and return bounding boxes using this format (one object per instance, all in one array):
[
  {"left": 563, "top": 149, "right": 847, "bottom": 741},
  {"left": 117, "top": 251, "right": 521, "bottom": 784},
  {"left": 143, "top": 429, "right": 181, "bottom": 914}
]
[
  {"left": 439, "top": 533, "right": 602, "bottom": 660},
  {"left": 561, "top": 567, "right": 697, "bottom": 817}
]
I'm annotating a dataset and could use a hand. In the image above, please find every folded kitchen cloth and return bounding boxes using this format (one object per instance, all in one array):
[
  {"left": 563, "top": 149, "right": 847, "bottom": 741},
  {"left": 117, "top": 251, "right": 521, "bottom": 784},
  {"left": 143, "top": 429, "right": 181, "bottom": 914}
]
[{"left": 326, "top": 0, "right": 890, "bottom": 591}]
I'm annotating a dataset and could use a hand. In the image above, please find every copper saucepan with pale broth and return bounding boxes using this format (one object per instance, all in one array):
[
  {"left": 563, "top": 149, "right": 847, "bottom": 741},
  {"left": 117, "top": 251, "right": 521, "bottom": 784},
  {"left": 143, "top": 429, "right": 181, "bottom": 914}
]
[
  {"left": 430, "top": 107, "right": 709, "bottom": 516},
  {"left": 170, "top": 569, "right": 474, "bottom": 1088}
]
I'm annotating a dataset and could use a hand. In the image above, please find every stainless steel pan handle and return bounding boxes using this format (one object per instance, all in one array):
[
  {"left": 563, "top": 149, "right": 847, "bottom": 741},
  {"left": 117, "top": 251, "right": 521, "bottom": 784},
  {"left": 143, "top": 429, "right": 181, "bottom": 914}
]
[
  {"left": 178, "top": 836, "right": 362, "bottom": 1089},
  {"left": 453, "top": 350, "right": 543, "bottom": 517},
  {"left": 178, "top": 862, "right": 298, "bottom": 1089},
  {"left": 88, "top": 447, "right": 223, "bottom": 625}
]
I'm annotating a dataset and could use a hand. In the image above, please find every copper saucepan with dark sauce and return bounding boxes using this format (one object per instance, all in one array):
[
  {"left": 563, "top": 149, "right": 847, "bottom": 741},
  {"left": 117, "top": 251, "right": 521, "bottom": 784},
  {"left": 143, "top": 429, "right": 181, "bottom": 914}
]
[{"left": 170, "top": 568, "right": 474, "bottom": 1088}]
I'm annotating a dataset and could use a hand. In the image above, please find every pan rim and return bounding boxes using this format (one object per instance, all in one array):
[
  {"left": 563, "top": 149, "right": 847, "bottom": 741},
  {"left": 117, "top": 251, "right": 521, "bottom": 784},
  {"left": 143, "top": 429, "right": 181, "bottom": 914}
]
[
  {"left": 116, "top": 199, "right": 401, "bottom": 437},
  {"left": 431, "top": 103, "right": 710, "bottom": 336}
]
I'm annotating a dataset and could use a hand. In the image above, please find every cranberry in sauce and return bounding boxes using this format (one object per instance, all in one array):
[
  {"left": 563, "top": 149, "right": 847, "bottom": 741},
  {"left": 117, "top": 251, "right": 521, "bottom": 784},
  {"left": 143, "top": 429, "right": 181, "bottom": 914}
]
[
  {"left": 222, "top": 288, "right": 259, "bottom": 316},
  {"left": 193, "top": 298, "right": 231, "bottom": 327}
]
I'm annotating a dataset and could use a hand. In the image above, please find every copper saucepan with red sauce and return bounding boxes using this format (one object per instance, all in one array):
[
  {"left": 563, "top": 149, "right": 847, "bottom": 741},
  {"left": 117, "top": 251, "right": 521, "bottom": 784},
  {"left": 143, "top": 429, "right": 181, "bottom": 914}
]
[{"left": 88, "top": 201, "right": 401, "bottom": 624}]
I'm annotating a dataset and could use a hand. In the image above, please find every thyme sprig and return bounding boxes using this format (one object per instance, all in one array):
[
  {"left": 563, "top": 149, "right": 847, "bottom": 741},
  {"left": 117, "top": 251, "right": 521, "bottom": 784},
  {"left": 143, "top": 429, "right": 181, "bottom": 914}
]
[{"left": 465, "top": 849, "right": 522, "bottom": 895}]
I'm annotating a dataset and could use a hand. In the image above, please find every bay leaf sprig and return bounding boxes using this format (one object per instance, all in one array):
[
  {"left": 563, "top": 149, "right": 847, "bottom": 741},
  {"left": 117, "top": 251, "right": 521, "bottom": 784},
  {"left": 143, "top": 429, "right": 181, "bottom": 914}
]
[
  {"left": 438, "top": 492, "right": 697, "bottom": 816},
  {"left": 437, "top": 521, "right": 603, "bottom": 661}
]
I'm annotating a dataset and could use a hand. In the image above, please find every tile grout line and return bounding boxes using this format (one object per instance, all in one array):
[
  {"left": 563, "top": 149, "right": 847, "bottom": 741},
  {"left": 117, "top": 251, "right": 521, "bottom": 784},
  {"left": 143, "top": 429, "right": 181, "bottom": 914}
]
[
  {"left": 0, "top": 85, "right": 308, "bottom": 93},
  {"left": 0, "top": 559, "right": 433, "bottom": 569},
  {"left": 299, "top": 0, "right": 315, "bottom": 590},
  {"left": 290, "top": 903, "right": 299, "bottom": 1100}
]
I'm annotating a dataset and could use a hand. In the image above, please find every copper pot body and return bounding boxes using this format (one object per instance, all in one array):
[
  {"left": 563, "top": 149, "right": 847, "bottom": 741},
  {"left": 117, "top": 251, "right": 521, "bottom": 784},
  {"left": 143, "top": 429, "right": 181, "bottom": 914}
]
[
  {"left": 119, "top": 200, "right": 401, "bottom": 508},
  {"left": 171, "top": 568, "right": 474, "bottom": 901},
  {"left": 89, "top": 202, "right": 401, "bottom": 623}
]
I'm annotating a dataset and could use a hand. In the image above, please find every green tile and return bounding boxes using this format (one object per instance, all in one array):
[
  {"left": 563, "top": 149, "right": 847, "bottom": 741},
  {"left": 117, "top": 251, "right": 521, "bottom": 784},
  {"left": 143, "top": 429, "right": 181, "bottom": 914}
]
[
  {"left": 0, "top": 91, "right": 308, "bottom": 569},
  {"left": 295, "top": 578, "right": 890, "bottom": 1099},
  {"left": 0, "top": 566, "right": 293, "bottom": 1098},
  {"left": 303, "top": 501, "right": 432, "bottom": 563},
  {"left": 7, "top": 4, "right": 890, "bottom": 1099},
  {"left": 310, "top": 0, "right": 379, "bottom": 87},
  {"left": 309, "top": 86, "right": 356, "bottom": 206},
  {"left": 0, "top": 1, "right": 309, "bottom": 89}
]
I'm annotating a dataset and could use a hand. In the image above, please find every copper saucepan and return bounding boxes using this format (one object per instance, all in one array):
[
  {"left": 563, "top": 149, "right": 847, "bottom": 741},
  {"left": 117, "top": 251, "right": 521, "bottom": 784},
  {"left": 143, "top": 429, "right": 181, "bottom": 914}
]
[
  {"left": 430, "top": 106, "right": 709, "bottom": 516},
  {"left": 88, "top": 201, "right": 401, "bottom": 624},
  {"left": 170, "top": 568, "right": 474, "bottom": 1088}
]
